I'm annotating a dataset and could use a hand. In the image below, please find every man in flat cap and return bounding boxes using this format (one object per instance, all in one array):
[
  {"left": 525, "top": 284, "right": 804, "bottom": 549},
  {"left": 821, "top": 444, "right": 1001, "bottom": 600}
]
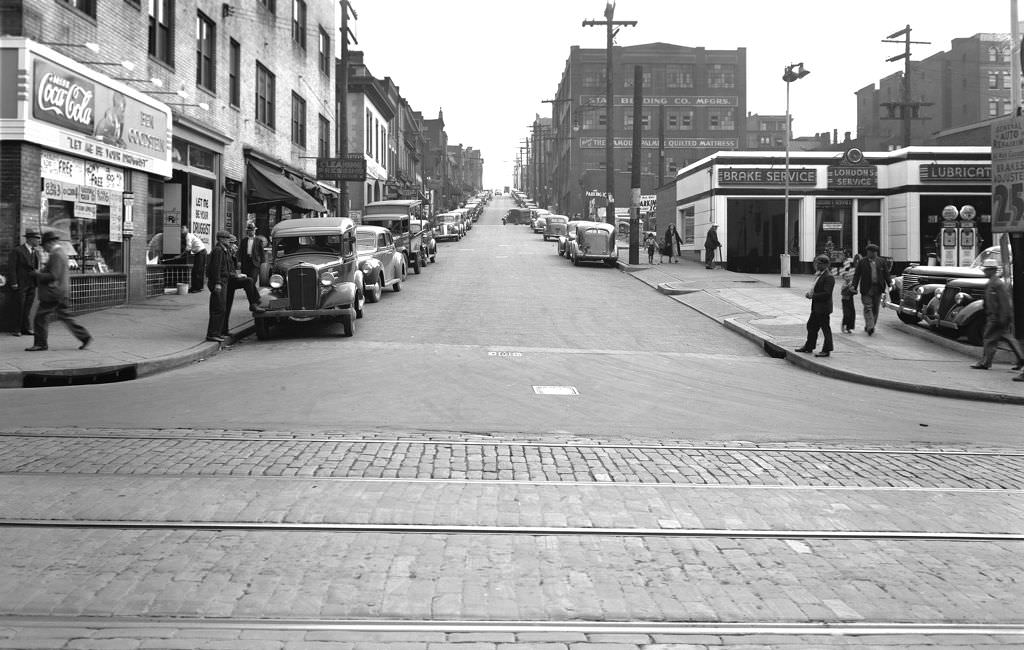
[
  {"left": 7, "top": 229, "right": 41, "bottom": 336},
  {"left": 850, "top": 243, "right": 891, "bottom": 336},
  {"left": 205, "top": 230, "right": 264, "bottom": 343},
  {"left": 25, "top": 231, "right": 91, "bottom": 351}
]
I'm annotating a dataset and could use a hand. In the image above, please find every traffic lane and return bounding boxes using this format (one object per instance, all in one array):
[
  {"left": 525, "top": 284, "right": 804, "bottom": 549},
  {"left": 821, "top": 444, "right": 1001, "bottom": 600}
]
[{"left": 0, "top": 336, "right": 1021, "bottom": 446}]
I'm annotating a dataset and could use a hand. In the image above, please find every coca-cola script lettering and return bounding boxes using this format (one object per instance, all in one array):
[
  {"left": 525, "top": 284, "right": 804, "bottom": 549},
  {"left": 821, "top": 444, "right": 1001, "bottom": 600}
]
[{"left": 32, "top": 60, "right": 95, "bottom": 134}]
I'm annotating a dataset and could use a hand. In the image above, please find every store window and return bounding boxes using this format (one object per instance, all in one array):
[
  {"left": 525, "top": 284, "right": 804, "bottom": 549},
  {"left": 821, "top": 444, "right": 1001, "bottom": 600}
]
[
  {"left": 44, "top": 197, "right": 123, "bottom": 274},
  {"left": 815, "top": 199, "right": 853, "bottom": 264}
]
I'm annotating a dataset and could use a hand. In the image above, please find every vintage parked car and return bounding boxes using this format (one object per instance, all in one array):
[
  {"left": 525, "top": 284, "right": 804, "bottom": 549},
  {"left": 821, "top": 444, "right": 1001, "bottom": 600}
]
[
  {"left": 435, "top": 212, "right": 464, "bottom": 241},
  {"left": 890, "top": 246, "right": 1006, "bottom": 327},
  {"left": 898, "top": 247, "right": 1014, "bottom": 345},
  {"left": 505, "top": 208, "right": 532, "bottom": 225},
  {"left": 543, "top": 215, "right": 569, "bottom": 241},
  {"left": 355, "top": 225, "right": 407, "bottom": 302},
  {"left": 557, "top": 220, "right": 586, "bottom": 257},
  {"left": 453, "top": 207, "right": 473, "bottom": 232},
  {"left": 411, "top": 219, "right": 437, "bottom": 263},
  {"left": 254, "top": 217, "right": 365, "bottom": 339},
  {"left": 362, "top": 200, "right": 427, "bottom": 274},
  {"left": 567, "top": 221, "right": 618, "bottom": 267}
]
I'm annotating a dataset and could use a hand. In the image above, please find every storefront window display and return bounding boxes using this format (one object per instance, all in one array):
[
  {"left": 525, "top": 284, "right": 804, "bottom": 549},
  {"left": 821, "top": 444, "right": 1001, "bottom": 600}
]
[
  {"left": 815, "top": 199, "right": 852, "bottom": 264},
  {"left": 43, "top": 195, "right": 123, "bottom": 274}
]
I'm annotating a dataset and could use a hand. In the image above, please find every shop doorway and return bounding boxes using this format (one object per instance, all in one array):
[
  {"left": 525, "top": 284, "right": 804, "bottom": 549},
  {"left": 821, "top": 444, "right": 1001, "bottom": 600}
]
[{"left": 726, "top": 198, "right": 799, "bottom": 273}]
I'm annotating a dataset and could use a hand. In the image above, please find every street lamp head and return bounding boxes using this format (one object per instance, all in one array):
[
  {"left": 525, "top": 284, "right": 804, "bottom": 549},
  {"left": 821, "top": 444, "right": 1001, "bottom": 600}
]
[{"left": 782, "top": 62, "right": 810, "bottom": 83}]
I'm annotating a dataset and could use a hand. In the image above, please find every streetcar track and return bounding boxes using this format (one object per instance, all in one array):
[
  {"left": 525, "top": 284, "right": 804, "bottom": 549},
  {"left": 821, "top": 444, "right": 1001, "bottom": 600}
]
[
  {"left": 1, "top": 615, "right": 1021, "bottom": 636},
  {"left": 2, "top": 471, "right": 1020, "bottom": 492},
  {"left": 2, "top": 518, "right": 1020, "bottom": 541},
  {"left": 1, "top": 430, "right": 1019, "bottom": 456}
]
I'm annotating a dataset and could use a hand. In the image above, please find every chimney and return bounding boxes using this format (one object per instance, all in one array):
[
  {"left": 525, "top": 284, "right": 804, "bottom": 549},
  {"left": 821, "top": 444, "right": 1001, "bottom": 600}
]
[
  {"left": 833, "top": 129, "right": 838, "bottom": 144},
  {"left": 844, "top": 131, "right": 851, "bottom": 143}
]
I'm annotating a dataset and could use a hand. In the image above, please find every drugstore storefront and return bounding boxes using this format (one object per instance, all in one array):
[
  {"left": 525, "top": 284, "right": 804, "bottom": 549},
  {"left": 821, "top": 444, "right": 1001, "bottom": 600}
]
[
  {"left": 673, "top": 148, "right": 992, "bottom": 274},
  {"left": 0, "top": 38, "right": 172, "bottom": 314}
]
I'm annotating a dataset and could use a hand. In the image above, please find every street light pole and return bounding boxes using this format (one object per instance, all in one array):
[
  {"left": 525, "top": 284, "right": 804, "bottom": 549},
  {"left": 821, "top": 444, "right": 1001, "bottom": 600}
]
[
  {"left": 780, "top": 62, "right": 809, "bottom": 289},
  {"left": 584, "top": 1, "right": 636, "bottom": 226}
]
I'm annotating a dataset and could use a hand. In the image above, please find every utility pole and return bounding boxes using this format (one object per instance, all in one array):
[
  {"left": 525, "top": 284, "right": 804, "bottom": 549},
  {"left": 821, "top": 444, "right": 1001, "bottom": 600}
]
[
  {"left": 882, "top": 25, "right": 930, "bottom": 148},
  {"left": 583, "top": 1, "right": 636, "bottom": 226},
  {"left": 337, "top": 0, "right": 357, "bottom": 218},
  {"left": 628, "top": 65, "right": 642, "bottom": 265},
  {"left": 657, "top": 103, "right": 665, "bottom": 188}
]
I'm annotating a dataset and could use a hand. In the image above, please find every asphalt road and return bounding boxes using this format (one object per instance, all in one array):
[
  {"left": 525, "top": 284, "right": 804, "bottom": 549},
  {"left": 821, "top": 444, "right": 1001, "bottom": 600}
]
[{"left": 0, "top": 195, "right": 1020, "bottom": 446}]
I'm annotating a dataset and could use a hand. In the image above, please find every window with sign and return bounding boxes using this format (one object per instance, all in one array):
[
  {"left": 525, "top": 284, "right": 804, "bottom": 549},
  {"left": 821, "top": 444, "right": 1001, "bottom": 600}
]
[
  {"left": 44, "top": 198, "right": 122, "bottom": 274},
  {"left": 815, "top": 199, "right": 853, "bottom": 263}
]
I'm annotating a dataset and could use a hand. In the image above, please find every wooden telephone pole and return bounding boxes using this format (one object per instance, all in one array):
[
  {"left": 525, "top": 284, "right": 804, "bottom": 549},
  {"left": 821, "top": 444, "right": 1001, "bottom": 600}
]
[
  {"left": 337, "top": 0, "right": 357, "bottom": 218},
  {"left": 882, "top": 25, "right": 931, "bottom": 148}
]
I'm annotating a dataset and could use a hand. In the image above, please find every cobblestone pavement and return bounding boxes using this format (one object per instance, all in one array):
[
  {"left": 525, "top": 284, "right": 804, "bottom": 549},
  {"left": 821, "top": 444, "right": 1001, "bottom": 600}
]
[{"left": 0, "top": 429, "right": 1020, "bottom": 489}]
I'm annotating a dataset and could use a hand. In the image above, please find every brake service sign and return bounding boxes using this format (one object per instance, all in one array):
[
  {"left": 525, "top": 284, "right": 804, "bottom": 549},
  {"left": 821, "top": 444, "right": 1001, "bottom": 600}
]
[{"left": 991, "top": 114, "right": 1024, "bottom": 233}]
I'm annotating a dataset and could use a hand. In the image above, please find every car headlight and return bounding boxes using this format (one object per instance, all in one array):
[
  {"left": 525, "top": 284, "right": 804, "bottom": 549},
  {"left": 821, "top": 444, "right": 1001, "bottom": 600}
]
[
  {"left": 320, "top": 271, "right": 336, "bottom": 287},
  {"left": 933, "top": 287, "right": 944, "bottom": 298},
  {"left": 269, "top": 273, "right": 284, "bottom": 289}
]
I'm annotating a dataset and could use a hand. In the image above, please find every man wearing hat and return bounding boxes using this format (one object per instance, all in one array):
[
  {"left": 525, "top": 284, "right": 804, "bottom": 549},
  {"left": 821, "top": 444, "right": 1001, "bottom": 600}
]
[
  {"left": 25, "top": 231, "right": 91, "bottom": 351},
  {"left": 794, "top": 255, "right": 836, "bottom": 357},
  {"left": 849, "top": 243, "right": 891, "bottom": 335},
  {"left": 205, "top": 230, "right": 265, "bottom": 343},
  {"left": 7, "top": 229, "right": 42, "bottom": 336},
  {"left": 971, "top": 258, "right": 1024, "bottom": 371},
  {"left": 238, "top": 223, "right": 266, "bottom": 286},
  {"left": 703, "top": 224, "right": 721, "bottom": 269}
]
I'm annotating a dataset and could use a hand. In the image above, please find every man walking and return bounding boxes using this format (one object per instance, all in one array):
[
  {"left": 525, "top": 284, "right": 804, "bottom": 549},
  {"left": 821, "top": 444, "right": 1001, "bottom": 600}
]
[
  {"left": 238, "top": 223, "right": 265, "bottom": 285},
  {"left": 850, "top": 243, "right": 891, "bottom": 335},
  {"left": 25, "top": 231, "right": 91, "bottom": 351},
  {"left": 703, "top": 224, "right": 721, "bottom": 269},
  {"left": 205, "top": 230, "right": 264, "bottom": 343},
  {"left": 7, "top": 229, "right": 41, "bottom": 336},
  {"left": 794, "top": 255, "right": 835, "bottom": 358},
  {"left": 971, "top": 259, "right": 1024, "bottom": 371}
]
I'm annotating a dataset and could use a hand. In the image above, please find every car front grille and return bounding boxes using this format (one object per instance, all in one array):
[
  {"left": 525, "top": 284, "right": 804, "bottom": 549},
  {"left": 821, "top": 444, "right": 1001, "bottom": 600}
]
[{"left": 287, "top": 267, "right": 318, "bottom": 310}]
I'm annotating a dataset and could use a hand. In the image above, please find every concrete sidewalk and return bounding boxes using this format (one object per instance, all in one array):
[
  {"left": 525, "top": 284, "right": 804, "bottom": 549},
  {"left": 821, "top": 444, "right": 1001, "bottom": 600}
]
[
  {"left": 619, "top": 257, "right": 1024, "bottom": 405},
  {"left": 0, "top": 291, "right": 254, "bottom": 389}
]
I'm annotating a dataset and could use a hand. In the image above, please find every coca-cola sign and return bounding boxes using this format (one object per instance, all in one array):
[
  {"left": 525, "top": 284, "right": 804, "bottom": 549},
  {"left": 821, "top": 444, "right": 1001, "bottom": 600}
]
[{"left": 32, "top": 59, "right": 95, "bottom": 134}]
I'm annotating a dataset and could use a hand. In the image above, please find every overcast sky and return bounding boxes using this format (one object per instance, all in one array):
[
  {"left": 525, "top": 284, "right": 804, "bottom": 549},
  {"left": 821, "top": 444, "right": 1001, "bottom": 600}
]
[{"left": 350, "top": 0, "right": 1016, "bottom": 189}]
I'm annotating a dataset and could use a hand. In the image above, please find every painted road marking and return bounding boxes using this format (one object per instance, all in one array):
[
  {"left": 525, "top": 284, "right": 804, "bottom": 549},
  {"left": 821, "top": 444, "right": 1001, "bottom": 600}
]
[
  {"left": 533, "top": 386, "right": 579, "bottom": 396},
  {"left": 488, "top": 351, "right": 523, "bottom": 357}
]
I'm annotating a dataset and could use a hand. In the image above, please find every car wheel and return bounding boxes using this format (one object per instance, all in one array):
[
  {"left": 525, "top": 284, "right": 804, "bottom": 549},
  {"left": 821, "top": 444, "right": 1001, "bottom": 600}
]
[
  {"left": 355, "top": 290, "right": 365, "bottom": 319},
  {"left": 254, "top": 318, "right": 272, "bottom": 340},
  {"left": 366, "top": 280, "right": 382, "bottom": 303},
  {"left": 572, "top": 253, "right": 581, "bottom": 266},
  {"left": 393, "top": 268, "right": 403, "bottom": 292},
  {"left": 341, "top": 314, "right": 355, "bottom": 337},
  {"left": 896, "top": 312, "right": 920, "bottom": 325},
  {"left": 962, "top": 318, "right": 984, "bottom": 346}
]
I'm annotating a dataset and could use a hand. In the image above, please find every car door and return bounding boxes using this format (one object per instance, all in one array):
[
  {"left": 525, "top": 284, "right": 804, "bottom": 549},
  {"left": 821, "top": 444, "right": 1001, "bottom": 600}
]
[{"left": 378, "top": 231, "right": 400, "bottom": 278}]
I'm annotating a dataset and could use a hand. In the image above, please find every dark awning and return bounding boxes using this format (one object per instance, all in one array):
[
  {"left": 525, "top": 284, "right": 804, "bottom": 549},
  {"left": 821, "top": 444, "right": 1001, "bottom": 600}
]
[{"left": 246, "top": 160, "right": 326, "bottom": 212}]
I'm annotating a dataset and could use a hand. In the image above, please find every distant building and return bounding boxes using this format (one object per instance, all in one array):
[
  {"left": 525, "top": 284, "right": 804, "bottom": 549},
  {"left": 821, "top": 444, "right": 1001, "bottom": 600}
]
[
  {"left": 746, "top": 113, "right": 788, "bottom": 150},
  {"left": 857, "top": 31, "right": 1017, "bottom": 149},
  {"left": 547, "top": 43, "right": 747, "bottom": 218}
]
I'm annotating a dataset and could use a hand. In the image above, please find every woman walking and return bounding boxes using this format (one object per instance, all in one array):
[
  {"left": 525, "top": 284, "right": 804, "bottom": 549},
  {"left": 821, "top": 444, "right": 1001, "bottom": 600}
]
[{"left": 662, "top": 224, "right": 683, "bottom": 263}]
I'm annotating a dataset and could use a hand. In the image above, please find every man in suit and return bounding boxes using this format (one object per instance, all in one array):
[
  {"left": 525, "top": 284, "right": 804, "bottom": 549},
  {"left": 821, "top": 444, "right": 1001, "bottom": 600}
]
[
  {"left": 850, "top": 243, "right": 891, "bottom": 335},
  {"left": 205, "top": 231, "right": 264, "bottom": 343},
  {"left": 25, "top": 231, "right": 91, "bottom": 351},
  {"left": 238, "top": 223, "right": 266, "bottom": 285},
  {"left": 7, "top": 229, "right": 41, "bottom": 336},
  {"left": 794, "top": 255, "right": 835, "bottom": 358},
  {"left": 703, "top": 224, "right": 721, "bottom": 269}
]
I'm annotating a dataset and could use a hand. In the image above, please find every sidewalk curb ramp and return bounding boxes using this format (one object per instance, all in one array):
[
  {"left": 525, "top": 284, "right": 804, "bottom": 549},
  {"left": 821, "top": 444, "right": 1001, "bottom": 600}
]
[{"left": 6, "top": 323, "right": 255, "bottom": 389}]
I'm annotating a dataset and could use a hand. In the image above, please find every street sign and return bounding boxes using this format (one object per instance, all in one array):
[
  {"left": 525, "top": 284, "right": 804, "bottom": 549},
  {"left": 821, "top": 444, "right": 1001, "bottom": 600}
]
[
  {"left": 991, "top": 114, "right": 1024, "bottom": 232},
  {"left": 316, "top": 156, "right": 367, "bottom": 182}
]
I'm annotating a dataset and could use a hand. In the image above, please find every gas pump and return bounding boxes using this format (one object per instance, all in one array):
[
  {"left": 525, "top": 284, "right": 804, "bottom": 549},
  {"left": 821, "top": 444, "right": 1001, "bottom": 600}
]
[
  {"left": 957, "top": 205, "right": 978, "bottom": 266},
  {"left": 938, "top": 204, "right": 979, "bottom": 267}
]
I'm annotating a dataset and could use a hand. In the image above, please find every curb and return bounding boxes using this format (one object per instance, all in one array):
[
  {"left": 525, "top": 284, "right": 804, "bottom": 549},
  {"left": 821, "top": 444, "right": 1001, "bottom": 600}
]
[
  {"left": 0, "top": 321, "right": 255, "bottom": 389},
  {"left": 623, "top": 269, "right": 1024, "bottom": 405},
  {"left": 656, "top": 282, "right": 700, "bottom": 296}
]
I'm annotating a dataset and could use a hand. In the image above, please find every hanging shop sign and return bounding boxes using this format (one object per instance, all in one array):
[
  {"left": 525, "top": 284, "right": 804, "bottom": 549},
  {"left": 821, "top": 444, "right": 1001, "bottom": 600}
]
[
  {"left": 991, "top": 114, "right": 1024, "bottom": 232},
  {"left": 190, "top": 185, "right": 214, "bottom": 251}
]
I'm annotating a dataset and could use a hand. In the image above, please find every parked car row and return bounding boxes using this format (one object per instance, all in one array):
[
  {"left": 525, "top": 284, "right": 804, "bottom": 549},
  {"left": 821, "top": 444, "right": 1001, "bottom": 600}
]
[
  {"left": 252, "top": 198, "right": 479, "bottom": 340},
  {"left": 888, "top": 245, "right": 1013, "bottom": 345}
]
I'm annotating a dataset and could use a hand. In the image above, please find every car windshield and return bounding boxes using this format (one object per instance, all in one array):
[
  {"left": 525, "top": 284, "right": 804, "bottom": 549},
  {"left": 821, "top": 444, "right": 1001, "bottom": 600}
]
[
  {"left": 274, "top": 235, "right": 342, "bottom": 256},
  {"left": 355, "top": 233, "right": 377, "bottom": 252},
  {"left": 441, "top": 215, "right": 456, "bottom": 223}
]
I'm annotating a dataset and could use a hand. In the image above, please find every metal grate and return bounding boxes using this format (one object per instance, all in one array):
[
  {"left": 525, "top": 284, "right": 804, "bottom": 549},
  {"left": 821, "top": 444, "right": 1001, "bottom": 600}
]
[
  {"left": 145, "top": 265, "right": 193, "bottom": 297},
  {"left": 288, "top": 266, "right": 318, "bottom": 310},
  {"left": 68, "top": 275, "right": 127, "bottom": 314}
]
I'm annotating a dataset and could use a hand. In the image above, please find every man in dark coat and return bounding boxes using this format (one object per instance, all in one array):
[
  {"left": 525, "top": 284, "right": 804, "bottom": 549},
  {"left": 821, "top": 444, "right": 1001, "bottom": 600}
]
[
  {"left": 662, "top": 224, "right": 683, "bottom": 263},
  {"left": 205, "top": 230, "right": 264, "bottom": 343},
  {"left": 7, "top": 229, "right": 41, "bottom": 336},
  {"left": 238, "top": 223, "right": 266, "bottom": 285},
  {"left": 971, "top": 259, "right": 1024, "bottom": 370},
  {"left": 794, "top": 255, "right": 835, "bottom": 357},
  {"left": 25, "top": 231, "right": 91, "bottom": 351},
  {"left": 703, "top": 224, "right": 721, "bottom": 269},
  {"left": 850, "top": 243, "right": 891, "bottom": 335}
]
